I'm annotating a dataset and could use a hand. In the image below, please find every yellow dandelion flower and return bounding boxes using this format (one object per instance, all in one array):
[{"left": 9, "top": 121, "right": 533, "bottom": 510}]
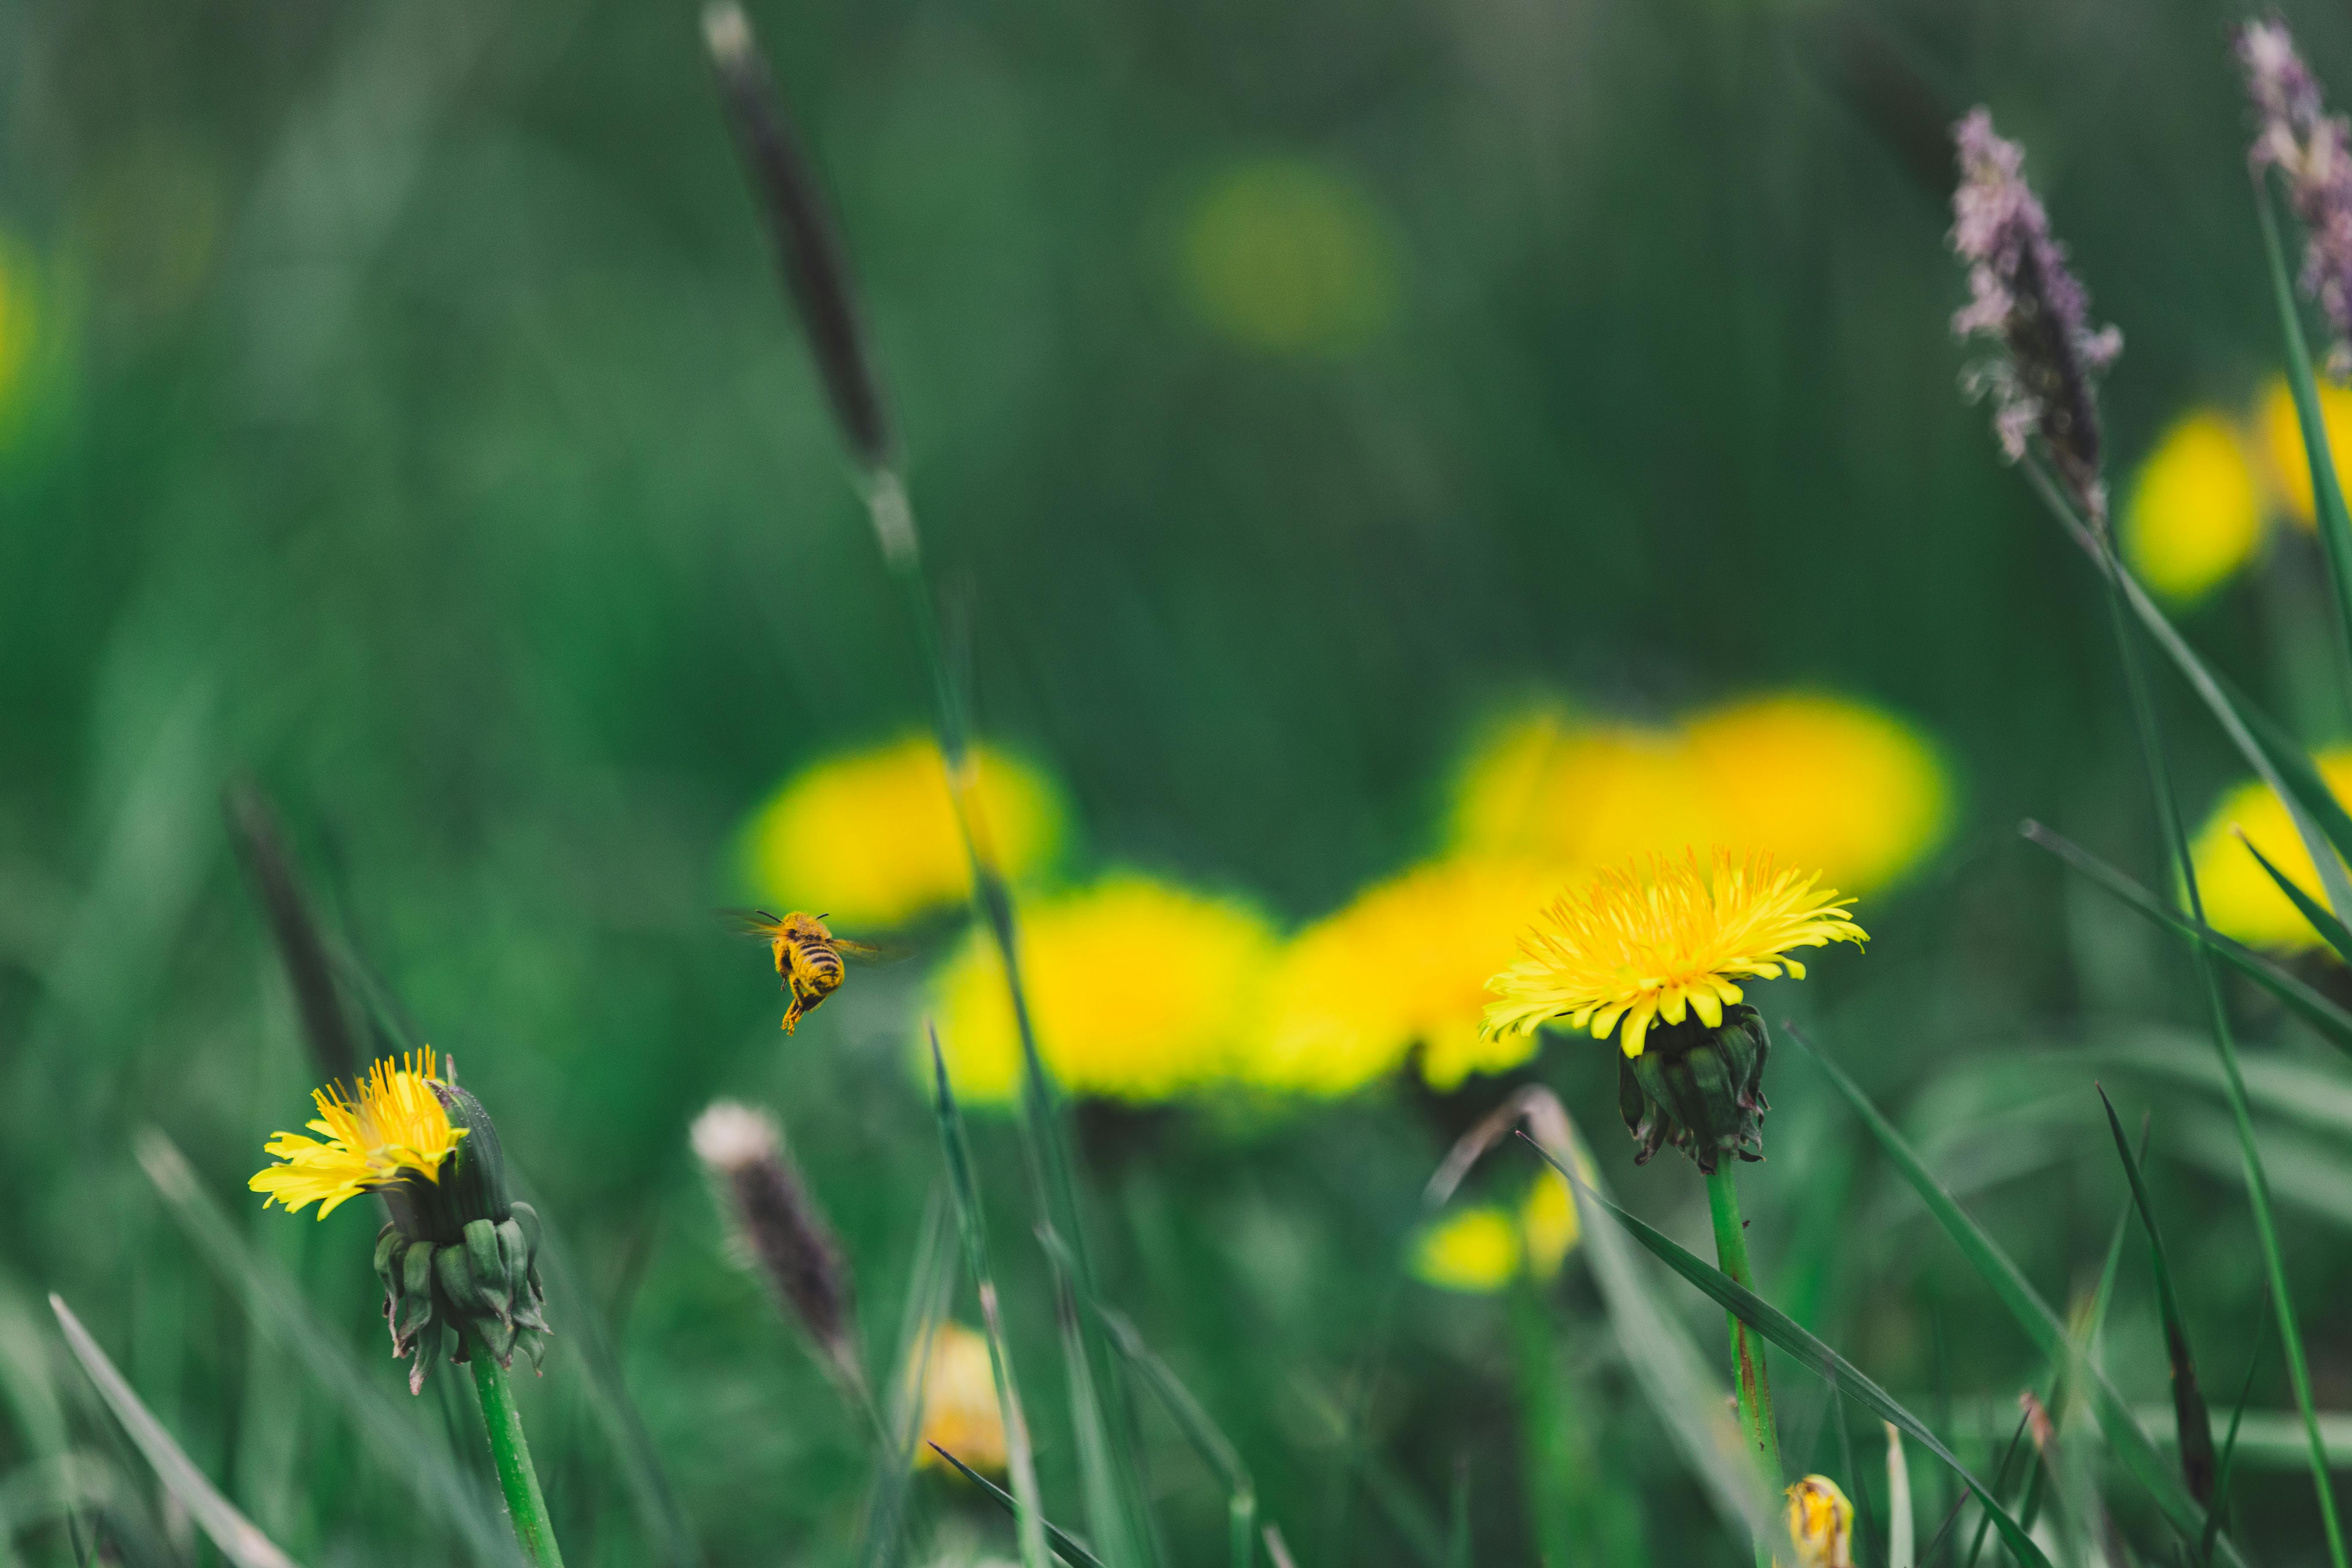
[
  {"left": 1785, "top": 1476, "right": 1855, "bottom": 1568},
  {"left": 744, "top": 737, "right": 1064, "bottom": 930},
  {"left": 1180, "top": 158, "right": 1399, "bottom": 355},
  {"left": 2188, "top": 747, "right": 2352, "bottom": 949},
  {"left": 2259, "top": 374, "right": 2352, "bottom": 530},
  {"left": 1684, "top": 694, "right": 1951, "bottom": 894},
  {"left": 1250, "top": 857, "right": 1565, "bottom": 1096},
  {"left": 929, "top": 876, "right": 1279, "bottom": 1104},
  {"left": 1410, "top": 1205, "right": 1521, "bottom": 1292},
  {"left": 2123, "top": 410, "right": 2267, "bottom": 602},
  {"left": 1483, "top": 850, "right": 1865, "bottom": 1058},
  {"left": 249, "top": 1049, "right": 467, "bottom": 1220},
  {"left": 911, "top": 1320, "right": 1007, "bottom": 1474},
  {"left": 1449, "top": 707, "right": 1721, "bottom": 869},
  {"left": 1520, "top": 1171, "right": 1579, "bottom": 1280}
]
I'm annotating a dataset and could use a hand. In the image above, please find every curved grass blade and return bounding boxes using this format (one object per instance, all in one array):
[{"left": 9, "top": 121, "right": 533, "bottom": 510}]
[
  {"left": 134, "top": 1131, "right": 522, "bottom": 1567},
  {"left": 929, "top": 1028, "right": 1050, "bottom": 1568},
  {"left": 1887, "top": 1424, "right": 1914, "bottom": 1568},
  {"left": 1780, "top": 1032, "right": 2243, "bottom": 1567},
  {"left": 2236, "top": 831, "right": 2352, "bottom": 965},
  {"left": 2095, "top": 1089, "right": 2215, "bottom": 1503},
  {"left": 2024, "top": 822, "right": 2352, "bottom": 1053},
  {"left": 1516, "top": 1135, "right": 2053, "bottom": 1568},
  {"left": 2202, "top": 1299, "right": 2272, "bottom": 1568},
  {"left": 2258, "top": 177, "right": 2352, "bottom": 684},
  {"left": 50, "top": 1295, "right": 303, "bottom": 1568},
  {"left": 928, "top": 1445, "right": 1106, "bottom": 1568}
]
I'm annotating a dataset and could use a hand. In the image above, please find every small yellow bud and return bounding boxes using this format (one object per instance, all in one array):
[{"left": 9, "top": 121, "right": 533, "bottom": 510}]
[{"left": 1785, "top": 1475, "right": 1854, "bottom": 1568}]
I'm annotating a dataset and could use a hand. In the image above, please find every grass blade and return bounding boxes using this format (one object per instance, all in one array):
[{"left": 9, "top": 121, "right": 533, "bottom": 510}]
[
  {"left": 863, "top": 1189, "right": 956, "bottom": 1568},
  {"left": 1781, "top": 1030, "right": 2242, "bottom": 1567},
  {"left": 2024, "top": 822, "right": 2352, "bottom": 1053},
  {"left": 1518, "top": 1134, "right": 2054, "bottom": 1568},
  {"left": 1095, "top": 1306, "right": 1258, "bottom": 1568},
  {"left": 2257, "top": 176, "right": 2352, "bottom": 686},
  {"left": 134, "top": 1130, "right": 522, "bottom": 1567},
  {"left": 2236, "top": 830, "right": 2352, "bottom": 964},
  {"left": 929, "top": 1027, "right": 1051, "bottom": 1568},
  {"left": 224, "top": 782, "right": 360, "bottom": 1084},
  {"left": 50, "top": 1294, "right": 303, "bottom": 1568},
  {"left": 1887, "top": 1424, "right": 1914, "bottom": 1568},
  {"left": 2095, "top": 1089, "right": 2216, "bottom": 1503},
  {"left": 2202, "top": 1300, "right": 2272, "bottom": 1567},
  {"left": 928, "top": 1445, "right": 1105, "bottom": 1568}
]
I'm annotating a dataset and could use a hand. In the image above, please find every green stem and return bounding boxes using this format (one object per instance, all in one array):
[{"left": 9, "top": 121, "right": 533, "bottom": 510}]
[
  {"left": 1706, "top": 1164, "right": 1783, "bottom": 1568},
  {"left": 471, "top": 1349, "right": 564, "bottom": 1568}
]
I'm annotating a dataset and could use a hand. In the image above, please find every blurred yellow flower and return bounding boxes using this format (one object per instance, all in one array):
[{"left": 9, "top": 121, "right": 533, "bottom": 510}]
[
  {"left": 929, "top": 876, "right": 1278, "bottom": 1104},
  {"left": 2259, "top": 375, "right": 2352, "bottom": 530},
  {"left": 1520, "top": 1172, "right": 1579, "bottom": 1279},
  {"left": 1181, "top": 158, "right": 1399, "bottom": 354},
  {"left": 1451, "top": 708, "right": 1722, "bottom": 870},
  {"left": 744, "top": 737, "right": 1064, "bottom": 930},
  {"left": 2189, "top": 747, "right": 2352, "bottom": 950},
  {"left": 1411, "top": 1205, "right": 1521, "bottom": 1292},
  {"left": 1484, "top": 849, "right": 1865, "bottom": 1058},
  {"left": 1684, "top": 694, "right": 1950, "bottom": 893},
  {"left": 911, "top": 1320, "right": 1006, "bottom": 1474},
  {"left": 2123, "top": 410, "right": 2267, "bottom": 601},
  {"left": 1249, "top": 857, "right": 1564, "bottom": 1095},
  {"left": 1785, "top": 1476, "right": 1855, "bottom": 1568}
]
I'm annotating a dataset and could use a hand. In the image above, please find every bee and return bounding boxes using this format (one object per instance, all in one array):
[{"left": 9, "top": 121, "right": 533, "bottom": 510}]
[{"left": 734, "top": 910, "right": 898, "bottom": 1033}]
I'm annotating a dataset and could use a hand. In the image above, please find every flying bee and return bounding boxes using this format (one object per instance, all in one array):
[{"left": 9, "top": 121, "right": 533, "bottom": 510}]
[{"left": 732, "top": 910, "right": 900, "bottom": 1033}]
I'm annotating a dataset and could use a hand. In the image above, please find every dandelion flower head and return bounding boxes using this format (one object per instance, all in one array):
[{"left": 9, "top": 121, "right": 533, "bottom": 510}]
[
  {"left": 929, "top": 876, "right": 1277, "bottom": 1104},
  {"left": 1249, "top": 857, "right": 1563, "bottom": 1096},
  {"left": 1786, "top": 1476, "right": 1856, "bottom": 1568},
  {"left": 911, "top": 1320, "right": 1007, "bottom": 1474},
  {"left": 249, "top": 1049, "right": 467, "bottom": 1220},
  {"left": 744, "top": 737, "right": 1064, "bottom": 931},
  {"left": 1482, "top": 850, "right": 1866, "bottom": 1058},
  {"left": 2189, "top": 747, "right": 2352, "bottom": 950},
  {"left": 2125, "top": 409, "right": 2268, "bottom": 601}
]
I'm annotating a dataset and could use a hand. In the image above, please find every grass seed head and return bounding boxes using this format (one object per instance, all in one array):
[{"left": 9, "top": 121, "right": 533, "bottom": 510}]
[{"left": 693, "top": 1100, "right": 862, "bottom": 1390}]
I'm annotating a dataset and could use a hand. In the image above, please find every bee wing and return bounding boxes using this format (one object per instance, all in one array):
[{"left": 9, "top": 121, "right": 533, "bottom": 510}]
[
  {"left": 833, "top": 938, "right": 912, "bottom": 965},
  {"left": 718, "top": 908, "right": 787, "bottom": 938}
]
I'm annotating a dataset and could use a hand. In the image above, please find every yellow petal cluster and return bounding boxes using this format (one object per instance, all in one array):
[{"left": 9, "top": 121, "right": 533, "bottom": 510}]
[
  {"left": 929, "top": 876, "right": 1278, "bottom": 1105},
  {"left": 1249, "top": 857, "right": 1564, "bottom": 1095},
  {"left": 743, "top": 737, "right": 1064, "bottom": 930},
  {"left": 1483, "top": 849, "right": 1865, "bottom": 1058},
  {"left": 910, "top": 1320, "right": 1007, "bottom": 1474},
  {"left": 1451, "top": 696, "right": 1947, "bottom": 896},
  {"left": 1408, "top": 1176, "right": 1580, "bottom": 1294},
  {"left": 2123, "top": 410, "right": 2266, "bottom": 602},
  {"left": 2188, "top": 747, "right": 2352, "bottom": 950},
  {"left": 248, "top": 1049, "right": 467, "bottom": 1220},
  {"left": 1785, "top": 1476, "right": 1855, "bottom": 1568}
]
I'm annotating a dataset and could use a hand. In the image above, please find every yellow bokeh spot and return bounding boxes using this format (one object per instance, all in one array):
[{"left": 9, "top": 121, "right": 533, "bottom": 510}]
[
  {"left": 1451, "top": 695, "right": 1948, "bottom": 897},
  {"left": 2258, "top": 375, "right": 2352, "bottom": 531},
  {"left": 1180, "top": 159, "right": 1399, "bottom": 355},
  {"left": 1520, "top": 1173, "right": 1579, "bottom": 1280},
  {"left": 2188, "top": 747, "right": 2352, "bottom": 950},
  {"left": 929, "top": 876, "right": 1279, "bottom": 1105},
  {"left": 1411, "top": 1206, "right": 1521, "bottom": 1293},
  {"left": 1684, "top": 694, "right": 1950, "bottom": 893},
  {"left": 1249, "top": 857, "right": 1565, "bottom": 1095},
  {"left": 2123, "top": 410, "right": 2266, "bottom": 602},
  {"left": 744, "top": 737, "right": 1063, "bottom": 931},
  {"left": 910, "top": 1320, "right": 1006, "bottom": 1475}
]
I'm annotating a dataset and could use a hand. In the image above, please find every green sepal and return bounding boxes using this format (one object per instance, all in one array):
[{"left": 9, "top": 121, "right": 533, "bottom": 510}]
[
  {"left": 408, "top": 1318, "right": 447, "bottom": 1396},
  {"left": 464, "top": 1219, "right": 511, "bottom": 1324},
  {"left": 1618, "top": 1006, "right": 1771, "bottom": 1174},
  {"left": 395, "top": 1242, "right": 439, "bottom": 1349},
  {"left": 373, "top": 1224, "right": 403, "bottom": 1281},
  {"left": 436, "top": 1239, "right": 487, "bottom": 1316}
]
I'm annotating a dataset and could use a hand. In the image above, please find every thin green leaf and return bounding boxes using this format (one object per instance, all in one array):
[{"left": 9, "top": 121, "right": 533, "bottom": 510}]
[
  {"left": 1518, "top": 1140, "right": 2051, "bottom": 1568},
  {"left": 1780, "top": 1032, "right": 2242, "bottom": 1567},
  {"left": 1887, "top": 1425, "right": 1914, "bottom": 1568},
  {"left": 2202, "top": 1299, "right": 2272, "bottom": 1568},
  {"left": 929, "top": 1027, "right": 1051, "bottom": 1568},
  {"left": 2024, "top": 821, "right": 2352, "bottom": 1053},
  {"left": 2258, "top": 176, "right": 2352, "bottom": 689},
  {"left": 1095, "top": 1305, "right": 1258, "bottom": 1568},
  {"left": 2095, "top": 1088, "right": 2216, "bottom": 1503},
  {"left": 2236, "top": 830, "right": 2352, "bottom": 965},
  {"left": 134, "top": 1130, "right": 521, "bottom": 1568},
  {"left": 50, "top": 1294, "right": 303, "bottom": 1568},
  {"left": 862, "top": 1188, "right": 956, "bottom": 1568},
  {"left": 928, "top": 1445, "right": 1106, "bottom": 1568}
]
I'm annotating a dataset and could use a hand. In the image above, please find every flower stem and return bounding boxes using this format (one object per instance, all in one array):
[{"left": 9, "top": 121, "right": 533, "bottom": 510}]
[
  {"left": 470, "top": 1349, "right": 564, "bottom": 1568},
  {"left": 1706, "top": 1163, "right": 1783, "bottom": 1568}
]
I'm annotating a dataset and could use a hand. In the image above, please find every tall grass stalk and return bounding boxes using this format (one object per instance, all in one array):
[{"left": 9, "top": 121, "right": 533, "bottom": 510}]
[{"left": 2023, "top": 456, "right": 2348, "bottom": 1568}]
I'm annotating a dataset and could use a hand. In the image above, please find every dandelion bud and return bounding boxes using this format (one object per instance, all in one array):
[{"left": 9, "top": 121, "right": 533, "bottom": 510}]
[
  {"left": 2239, "top": 18, "right": 2352, "bottom": 380},
  {"left": 692, "top": 1101, "right": 862, "bottom": 1390},
  {"left": 1617, "top": 1006, "right": 1773, "bottom": 1174},
  {"left": 1948, "top": 107, "right": 2122, "bottom": 524},
  {"left": 1785, "top": 1476, "right": 1855, "bottom": 1568}
]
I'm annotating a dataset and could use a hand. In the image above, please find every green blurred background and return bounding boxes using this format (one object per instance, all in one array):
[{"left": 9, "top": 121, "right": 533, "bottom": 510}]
[{"left": 9, "top": 0, "right": 2352, "bottom": 1563}]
